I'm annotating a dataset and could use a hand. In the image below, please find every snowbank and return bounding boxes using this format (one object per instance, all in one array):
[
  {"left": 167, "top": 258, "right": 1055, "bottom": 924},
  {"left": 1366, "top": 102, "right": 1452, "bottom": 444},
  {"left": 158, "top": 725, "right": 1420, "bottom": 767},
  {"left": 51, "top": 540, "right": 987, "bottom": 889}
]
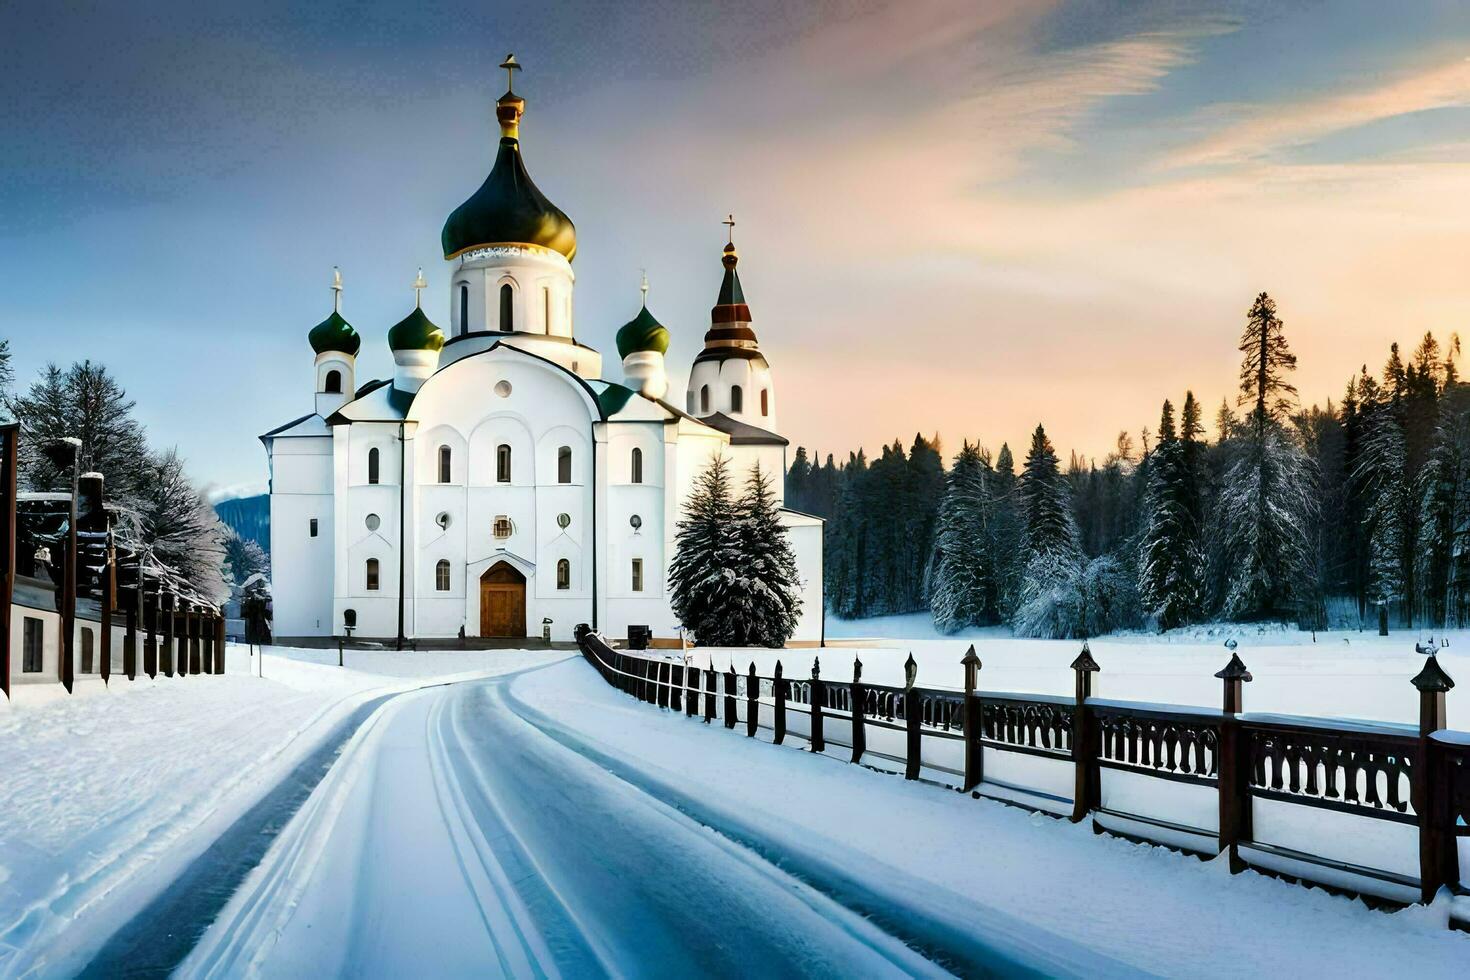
[
  {"left": 0, "top": 643, "right": 568, "bottom": 977},
  {"left": 510, "top": 659, "right": 1470, "bottom": 977}
]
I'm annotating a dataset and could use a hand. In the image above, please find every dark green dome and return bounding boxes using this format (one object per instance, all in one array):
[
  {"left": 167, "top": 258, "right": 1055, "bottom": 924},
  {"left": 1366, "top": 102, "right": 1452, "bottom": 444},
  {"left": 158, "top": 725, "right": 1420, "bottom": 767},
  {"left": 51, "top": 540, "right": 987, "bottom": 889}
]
[
  {"left": 308, "top": 310, "right": 361, "bottom": 356},
  {"left": 616, "top": 304, "right": 670, "bottom": 359},
  {"left": 388, "top": 306, "right": 445, "bottom": 352},
  {"left": 441, "top": 137, "right": 577, "bottom": 261}
]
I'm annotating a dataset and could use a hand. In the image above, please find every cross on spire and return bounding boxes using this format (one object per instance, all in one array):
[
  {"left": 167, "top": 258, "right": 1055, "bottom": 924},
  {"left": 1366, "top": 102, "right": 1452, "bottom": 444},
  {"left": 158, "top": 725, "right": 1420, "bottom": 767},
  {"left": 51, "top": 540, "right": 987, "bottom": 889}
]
[
  {"left": 640, "top": 269, "right": 648, "bottom": 305},
  {"left": 500, "top": 54, "right": 521, "bottom": 94},
  {"left": 723, "top": 213, "right": 736, "bottom": 245},
  {"left": 331, "top": 266, "right": 342, "bottom": 313},
  {"left": 413, "top": 267, "right": 427, "bottom": 308}
]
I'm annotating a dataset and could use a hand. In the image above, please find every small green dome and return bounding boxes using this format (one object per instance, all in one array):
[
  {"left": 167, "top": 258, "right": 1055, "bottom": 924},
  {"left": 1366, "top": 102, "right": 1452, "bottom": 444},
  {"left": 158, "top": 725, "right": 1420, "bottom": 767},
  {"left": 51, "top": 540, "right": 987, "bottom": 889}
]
[
  {"left": 616, "top": 304, "right": 670, "bottom": 359},
  {"left": 388, "top": 306, "right": 445, "bottom": 352},
  {"left": 309, "top": 310, "right": 361, "bottom": 356}
]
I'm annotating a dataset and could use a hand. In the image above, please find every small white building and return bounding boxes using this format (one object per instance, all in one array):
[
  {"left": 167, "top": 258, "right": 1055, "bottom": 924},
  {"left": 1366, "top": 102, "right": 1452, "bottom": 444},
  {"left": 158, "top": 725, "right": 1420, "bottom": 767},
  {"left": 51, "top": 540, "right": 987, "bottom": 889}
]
[{"left": 262, "top": 65, "right": 823, "bottom": 644}]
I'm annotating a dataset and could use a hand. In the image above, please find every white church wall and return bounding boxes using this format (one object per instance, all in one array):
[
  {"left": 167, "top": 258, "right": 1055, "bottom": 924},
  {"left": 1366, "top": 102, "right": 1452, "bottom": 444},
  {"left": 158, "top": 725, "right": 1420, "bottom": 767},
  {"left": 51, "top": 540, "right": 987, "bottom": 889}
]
[
  {"left": 269, "top": 434, "right": 334, "bottom": 637},
  {"left": 725, "top": 443, "right": 788, "bottom": 506},
  {"left": 783, "top": 512, "right": 825, "bottom": 644},
  {"left": 686, "top": 356, "right": 776, "bottom": 431},
  {"left": 334, "top": 422, "right": 406, "bottom": 639}
]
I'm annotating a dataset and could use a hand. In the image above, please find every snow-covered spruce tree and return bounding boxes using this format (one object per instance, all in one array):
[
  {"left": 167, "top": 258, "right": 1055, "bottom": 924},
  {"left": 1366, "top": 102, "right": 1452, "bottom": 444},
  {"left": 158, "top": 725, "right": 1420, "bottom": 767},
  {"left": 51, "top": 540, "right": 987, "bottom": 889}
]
[
  {"left": 1215, "top": 292, "right": 1318, "bottom": 622},
  {"left": 1355, "top": 398, "right": 1408, "bottom": 622},
  {"left": 224, "top": 526, "right": 271, "bottom": 599},
  {"left": 926, "top": 441, "right": 993, "bottom": 633},
  {"left": 7, "top": 360, "right": 151, "bottom": 502},
  {"left": 823, "top": 450, "right": 867, "bottom": 618},
  {"left": 139, "top": 447, "right": 229, "bottom": 603},
  {"left": 1417, "top": 381, "right": 1470, "bottom": 626},
  {"left": 988, "top": 443, "right": 1024, "bottom": 619},
  {"left": 785, "top": 446, "right": 812, "bottom": 513},
  {"left": 1013, "top": 425, "right": 1084, "bottom": 637},
  {"left": 1139, "top": 400, "right": 1198, "bottom": 630},
  {"left": 724, "top": 464, "right": 803, "bottom": 647},
  {"left": 669, "top": 453, "right": 740, "bottom": 644}
]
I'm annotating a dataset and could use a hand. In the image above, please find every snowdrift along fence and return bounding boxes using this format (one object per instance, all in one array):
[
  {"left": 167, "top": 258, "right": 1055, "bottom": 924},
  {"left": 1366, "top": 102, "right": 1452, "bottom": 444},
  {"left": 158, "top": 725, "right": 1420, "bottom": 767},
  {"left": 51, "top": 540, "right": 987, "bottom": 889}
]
[{"left": 573, "top": 625, "right": 1470, "bottom": 923}]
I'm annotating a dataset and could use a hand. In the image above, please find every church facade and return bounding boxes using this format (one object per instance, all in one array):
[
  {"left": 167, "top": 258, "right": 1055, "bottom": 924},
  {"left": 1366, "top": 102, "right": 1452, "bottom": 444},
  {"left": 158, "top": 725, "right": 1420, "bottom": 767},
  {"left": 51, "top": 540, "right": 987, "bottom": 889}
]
[{"left": 262, "top": 60, "right": 824, "bottom": 644}]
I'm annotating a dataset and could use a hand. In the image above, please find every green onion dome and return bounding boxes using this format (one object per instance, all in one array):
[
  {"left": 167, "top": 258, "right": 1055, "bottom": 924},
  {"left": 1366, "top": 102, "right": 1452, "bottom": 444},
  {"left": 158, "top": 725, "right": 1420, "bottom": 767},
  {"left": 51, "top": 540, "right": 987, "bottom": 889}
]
[
  {"left": 616, "top": 303, "right": 670, "bottom": 359},
  {"left": 387, "top": 306, "right": 445, "bottom": 352},
  {"left": 308, "top": 310, "right": 361, "bottom": 357},
  {"left": 441, "top": 90, "right": 577, "bottom": 262}
]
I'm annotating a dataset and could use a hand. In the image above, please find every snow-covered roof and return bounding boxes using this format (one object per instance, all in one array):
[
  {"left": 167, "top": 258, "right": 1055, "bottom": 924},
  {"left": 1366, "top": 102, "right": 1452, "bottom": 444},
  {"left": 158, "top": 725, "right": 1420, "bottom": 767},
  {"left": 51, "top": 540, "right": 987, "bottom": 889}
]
[
  {"left": 700, "top": 412, "right": 788, "bottom": 446},
  {"left": 259, "top": 413, "right": 329, "bottom": 442},
  {"left": 328, "top": 379, "right": 414, "bottom": 424}
]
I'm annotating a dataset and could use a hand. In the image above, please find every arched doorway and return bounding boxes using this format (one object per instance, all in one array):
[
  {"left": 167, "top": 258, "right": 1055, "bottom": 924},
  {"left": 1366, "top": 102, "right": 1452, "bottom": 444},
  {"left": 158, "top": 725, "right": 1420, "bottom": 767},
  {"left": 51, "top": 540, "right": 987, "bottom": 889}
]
[{"left": 479, "top": 562, "right": 526, "bottom": 637}]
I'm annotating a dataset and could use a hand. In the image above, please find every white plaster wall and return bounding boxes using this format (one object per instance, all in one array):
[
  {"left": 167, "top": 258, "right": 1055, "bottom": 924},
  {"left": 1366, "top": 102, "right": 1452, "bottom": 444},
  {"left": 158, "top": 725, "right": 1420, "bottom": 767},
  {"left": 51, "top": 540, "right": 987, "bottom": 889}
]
[
  {"left": 686, "top": 355, "right": 776, "bottom": 431},
  {"left": 334, "top": 421, "right": 407, "bottom": 639},
  {"left": 783, "top": 515, "right": 825, "bottom": 644},
  {"left": 314, "top": 352, "right": 354, "bottom": 417},
  {"left": 269, "top": 435, "right": 335, "bottom": 637},
  {"left": 448, "top": 245, "right": 574, "bottom": 340}
]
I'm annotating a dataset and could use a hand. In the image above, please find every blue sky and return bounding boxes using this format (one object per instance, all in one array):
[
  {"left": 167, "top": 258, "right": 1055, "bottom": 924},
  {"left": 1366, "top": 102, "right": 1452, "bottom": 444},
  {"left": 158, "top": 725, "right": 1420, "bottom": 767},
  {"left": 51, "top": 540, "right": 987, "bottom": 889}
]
[{"left": 4, "top": 1, "right": 1470, "bottom": 493}]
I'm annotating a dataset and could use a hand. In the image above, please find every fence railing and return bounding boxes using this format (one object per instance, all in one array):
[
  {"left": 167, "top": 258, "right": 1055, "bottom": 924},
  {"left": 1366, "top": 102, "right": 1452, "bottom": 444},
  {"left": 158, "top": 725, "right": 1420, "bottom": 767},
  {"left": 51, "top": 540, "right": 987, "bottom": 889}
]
[{"left": 573, "top": 624, "right": 1470, "bottom": 922}]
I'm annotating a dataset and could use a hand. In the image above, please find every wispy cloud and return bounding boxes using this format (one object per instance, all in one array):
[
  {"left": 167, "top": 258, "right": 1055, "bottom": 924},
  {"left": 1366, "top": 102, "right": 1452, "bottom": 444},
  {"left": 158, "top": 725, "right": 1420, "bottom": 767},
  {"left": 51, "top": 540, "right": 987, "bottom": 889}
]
[{"left": 1162, "top": 53, "right": 1470, "bottom": 170}]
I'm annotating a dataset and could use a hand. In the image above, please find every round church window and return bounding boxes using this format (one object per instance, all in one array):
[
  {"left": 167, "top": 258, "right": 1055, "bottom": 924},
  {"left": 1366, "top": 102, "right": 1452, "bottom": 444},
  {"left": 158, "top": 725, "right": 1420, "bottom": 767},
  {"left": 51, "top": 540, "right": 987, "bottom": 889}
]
[
  {"left": 557, "top": 513, "right": 571, "bottom": 529},
  {"left": 436, "top": 512, "right": 451, "bottom": 529},
  {"left": 494, "top": 380, "right": 512, "bottom": 398},
  {"left": 629, "top": 514, "right": 642, "bottom": 531},
  {"left": 365, "top": 513, "right": 381, "bottom": 531}
]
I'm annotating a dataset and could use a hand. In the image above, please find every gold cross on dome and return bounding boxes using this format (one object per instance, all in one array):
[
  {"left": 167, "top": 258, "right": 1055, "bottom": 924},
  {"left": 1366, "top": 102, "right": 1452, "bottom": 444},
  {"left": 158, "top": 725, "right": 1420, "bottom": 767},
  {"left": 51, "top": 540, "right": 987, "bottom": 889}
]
[
  {"left": 413, "top": 267, "right": 427, "bottom": 307},
  {"left": 500, "top": 54, "right": 521, "bottom": 93},
  {"left": 723, "top": 213, "right": 735, "bottom": 245}
]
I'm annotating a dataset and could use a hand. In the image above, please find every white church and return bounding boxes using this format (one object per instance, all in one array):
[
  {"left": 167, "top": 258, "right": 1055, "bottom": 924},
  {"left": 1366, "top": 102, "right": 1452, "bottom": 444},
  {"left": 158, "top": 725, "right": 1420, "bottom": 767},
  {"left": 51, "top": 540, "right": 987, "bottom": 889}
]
[{"left": 262, "top": 58, "right": 824, "bottom": 645}]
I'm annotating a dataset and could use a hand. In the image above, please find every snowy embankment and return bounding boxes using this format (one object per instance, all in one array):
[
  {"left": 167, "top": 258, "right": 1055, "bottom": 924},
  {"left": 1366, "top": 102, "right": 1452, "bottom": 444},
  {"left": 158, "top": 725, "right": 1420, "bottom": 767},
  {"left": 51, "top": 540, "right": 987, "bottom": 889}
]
[
  {"left": 510, "top": 658, "right": 1470, "bottom": 977},
  {"left": 790, "top": 616, "right": 1470, "bottom": 725},
  {"left": 0, "top": 644, "right": 566, "bottom": 977}
]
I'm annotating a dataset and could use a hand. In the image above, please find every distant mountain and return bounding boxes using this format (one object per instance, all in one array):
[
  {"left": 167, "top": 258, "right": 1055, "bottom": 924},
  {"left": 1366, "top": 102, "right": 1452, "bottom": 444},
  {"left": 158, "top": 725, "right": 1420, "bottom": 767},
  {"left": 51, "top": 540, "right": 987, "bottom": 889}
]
[{"left": 215, "top": 493, "right": 269, "bottom": 551}]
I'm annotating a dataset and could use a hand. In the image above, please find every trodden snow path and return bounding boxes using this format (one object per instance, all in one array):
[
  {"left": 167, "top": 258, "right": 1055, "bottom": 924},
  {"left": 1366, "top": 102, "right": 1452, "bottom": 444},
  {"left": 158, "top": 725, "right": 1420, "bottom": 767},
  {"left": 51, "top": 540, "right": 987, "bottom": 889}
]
[{"left": 178, "top": 665, "right": 1122, "bottom": 979}]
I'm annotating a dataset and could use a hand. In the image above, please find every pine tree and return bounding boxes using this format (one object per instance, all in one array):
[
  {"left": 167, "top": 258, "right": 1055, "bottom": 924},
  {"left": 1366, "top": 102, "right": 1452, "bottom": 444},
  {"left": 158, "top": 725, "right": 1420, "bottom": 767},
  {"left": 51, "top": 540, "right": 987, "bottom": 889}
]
[
  {"left": 989, "top": 443, "right": 1024, "bottom": 617},
  {"left": 785, "top": 447, "right": 812, "bottom": 512},
  {"left": 1356, "top": 399, "right": 1408, "bottom": 618},
  {"left": 726, "top": 464, "right": 804, "bottom": 647},
  {"left": 223, "top": 526, "right": 271, "bottom": 600},
  {"left": 138, "top": 447, "right": 229, "bottom": 603},
  {"left": 927, "top": 441, "right": 993, "bottom": 632},
  {"left": 7, "top": 360, "right": 150, "bottom": 502},
  {"left": 1139, "top": 400, "right": 1199, "bottom": 629},
  {"left": 1217, "top": 292, "right": 1316, "bottom": 621},
  {"left": 1018, "top": 424, "right": 1078, "bottom": 559},
  {"left": 669, "top": 453, "right": 740, "bottom": 643}
]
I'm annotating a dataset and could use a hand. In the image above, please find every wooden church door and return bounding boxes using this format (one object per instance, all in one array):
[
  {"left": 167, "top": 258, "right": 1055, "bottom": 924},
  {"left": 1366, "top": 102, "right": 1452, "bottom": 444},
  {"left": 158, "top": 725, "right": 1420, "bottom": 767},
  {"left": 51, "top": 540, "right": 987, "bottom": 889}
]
[{"left": 479, "top": 562, "right": 526, "bottom": 637}]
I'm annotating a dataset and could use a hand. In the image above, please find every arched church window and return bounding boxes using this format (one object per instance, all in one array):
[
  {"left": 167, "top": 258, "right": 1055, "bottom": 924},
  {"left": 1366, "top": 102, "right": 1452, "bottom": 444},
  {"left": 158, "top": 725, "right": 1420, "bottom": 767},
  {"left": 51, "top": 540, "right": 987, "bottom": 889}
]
[
  {"left": 367, "top": 447, "right": 380, "bottom": 485},
  {"left": 459, "top": 284, "right": 469, "bottom": 334},
  {"left": 324, "top": 370, "right": 342, "bottom": 394},
  {"left": 730, "top": 386, "right": 743, "bottom": 413},
  {"left": 700, "top": 385, "right": 710, "bottom": 414},
  {"left": 556, "top": 558, "right": 570, "bottom": 590},
  {"left": 631, "top": 558, "right": 644, "bottom": 592},
  {"left": 365, "top": 558, "right": 380, "bottom": 591},
  {"left": 630, "top": 447, "right": 643, "bottom": 484},
  {"left": 435, "top": 560, "right": 451, "bottom": 591},
  {"left": 438, "top": 445, "right": 451, "bottom": 484},
  {"left": 761, "top": 389, "right": 769, "bottom": 417},
  {"left": 543, "top": 286, "right": 552, "bottom": 332},
  {"left": 499, "top": 284, "right": 514, "bottom": 333},
  {"left": 558, "top": 446, "right": 572, "bottom": 484},
  {"left": 496, "top": 444, "right": 511, "bottom": 483}
]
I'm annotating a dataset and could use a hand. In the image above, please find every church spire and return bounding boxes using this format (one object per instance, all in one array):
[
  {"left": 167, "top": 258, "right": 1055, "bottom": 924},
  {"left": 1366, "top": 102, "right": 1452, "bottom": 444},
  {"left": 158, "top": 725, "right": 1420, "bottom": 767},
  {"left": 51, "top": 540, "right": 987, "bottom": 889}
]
[
  {"left": 707, "top": 215, "right": 754, "bottom": 340},
  {"left": 496, "top": 53, "right": 525, "bottom": 141}
]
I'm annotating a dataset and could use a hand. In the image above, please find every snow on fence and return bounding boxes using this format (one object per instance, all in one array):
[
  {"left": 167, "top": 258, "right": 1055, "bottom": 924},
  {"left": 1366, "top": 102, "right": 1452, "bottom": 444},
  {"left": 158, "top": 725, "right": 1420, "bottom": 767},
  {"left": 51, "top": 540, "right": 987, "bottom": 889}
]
[{"left": 572, "top": 625, "right": 1470, "bottom": 926}]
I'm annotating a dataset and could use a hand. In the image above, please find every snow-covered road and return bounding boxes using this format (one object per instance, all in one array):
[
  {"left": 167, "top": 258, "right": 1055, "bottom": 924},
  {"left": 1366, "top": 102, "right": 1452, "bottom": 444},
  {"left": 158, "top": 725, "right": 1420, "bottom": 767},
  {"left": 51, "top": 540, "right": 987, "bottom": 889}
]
[{"left": 178, "top": 666, "right": 1030, "bottom": 978}]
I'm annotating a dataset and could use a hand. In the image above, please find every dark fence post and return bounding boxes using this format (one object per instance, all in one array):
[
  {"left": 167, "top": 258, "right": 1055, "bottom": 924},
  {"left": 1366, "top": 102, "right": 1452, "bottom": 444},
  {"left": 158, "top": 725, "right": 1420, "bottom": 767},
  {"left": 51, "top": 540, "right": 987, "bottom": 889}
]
[
  {"left": 850, "top": 656, "right": 866, "bottom": 764},
  {"left": 686, "top": 665, "right": 698, "bottom": 717},
  {"left": 1215, "top": 649, "right": 1252, "bottom": 873},
  {"left": 657, "top": 660, "right": 670, "bottom": 709},
  {"left": 143, "top": 591, "right": 158, "bottom": 679},
  {"left": 746, "top": 662, "right": 759, "bottom": 737},
  {"left": 724, "top": 662, "right": 738, "bottom": 729},
  {"left": 704, "top": 661, "right": 717, "bottom": 724},
  {"left": 962, "top": 645, "right": 982, "bottom": 792},
  {"left": 158, "top": 592, "right": 171, "bottom": 677},
  {"left": 201, "top": 614, "right": 214, "bottom": 675},
  {"left": 215, "top": 614, "right": 227, "bottom": 674},
  {"left": 190, "top": 603, "right": 203, "bottom": 675},
  {"left": 904, "top": 653, "right": 921, "bottom": 781},
  {"left": 670, "top": 662, "right": 683, "bottom": 713},
  {"left": 1070, "top": 642, "right": 1100, "bottom": 823},
  {"left": 810, "top": 657, "right": 825, "bottom": 752},
  {"left": 1412, "top": 650, "right": 1455, "bottom": 903},
  {"left": 774, "top": 660, "right": 787, "bottom": 745},
  {"left": 123, "top": 602, "right": 136, "bottom": 680}
]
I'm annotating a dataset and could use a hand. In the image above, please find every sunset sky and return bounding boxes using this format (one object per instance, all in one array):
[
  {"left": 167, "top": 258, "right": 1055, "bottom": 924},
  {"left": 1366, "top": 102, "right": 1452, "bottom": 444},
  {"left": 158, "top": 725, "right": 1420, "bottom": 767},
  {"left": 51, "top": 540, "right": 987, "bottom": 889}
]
[{"left": 4, "top": 1, "right": 1470, "bottom": 492}]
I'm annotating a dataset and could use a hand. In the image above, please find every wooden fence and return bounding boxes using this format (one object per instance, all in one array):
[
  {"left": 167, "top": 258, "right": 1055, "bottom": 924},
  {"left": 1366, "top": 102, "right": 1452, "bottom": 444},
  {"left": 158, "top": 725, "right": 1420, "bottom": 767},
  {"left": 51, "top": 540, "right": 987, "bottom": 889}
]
[{"left": 573, "top": 625, "right": 1470, "bottom": 926}]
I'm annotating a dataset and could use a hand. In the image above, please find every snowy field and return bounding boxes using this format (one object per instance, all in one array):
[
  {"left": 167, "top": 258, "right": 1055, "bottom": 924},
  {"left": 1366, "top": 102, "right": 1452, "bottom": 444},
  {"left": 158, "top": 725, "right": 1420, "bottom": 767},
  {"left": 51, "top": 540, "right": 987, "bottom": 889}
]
[
  {"left": 746, "top": 614, "right": 1470, "bottom": 726},
  {"left": 0, "top": 644, "right": 567, "bottom": 977}
]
